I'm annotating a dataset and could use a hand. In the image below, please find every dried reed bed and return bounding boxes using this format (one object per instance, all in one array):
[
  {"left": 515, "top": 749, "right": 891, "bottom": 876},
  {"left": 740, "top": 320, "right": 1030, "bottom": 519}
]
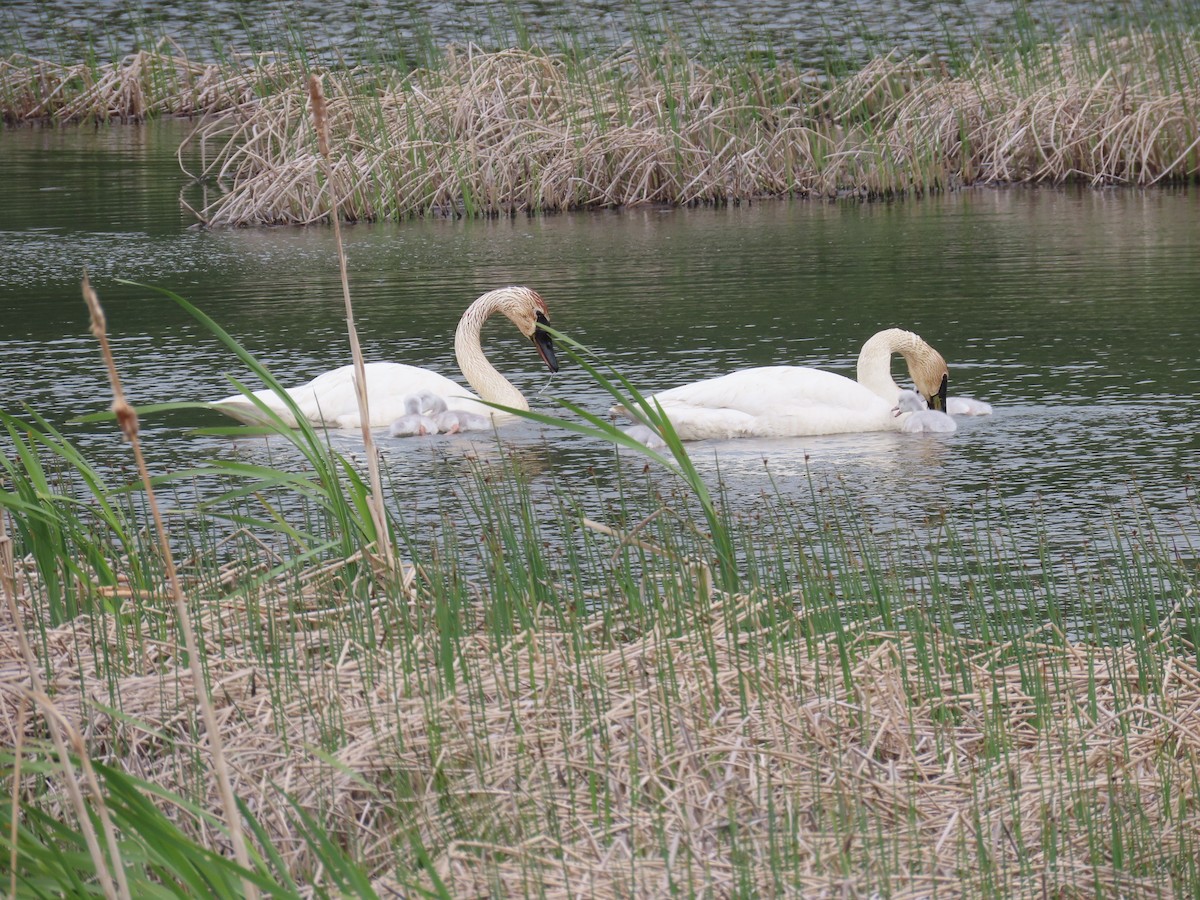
[
  {"left": 5, "top": 30, "right": 1197, "bottom": 218},
  {"left": 4, "top": 547, "right": 1197, "bottom": 896},
  {"left": 185, "top": 33, "right": 1200, "bottom": 224},
  {"left": 0, "top": 47, "right": 290, "bottom": 124}
]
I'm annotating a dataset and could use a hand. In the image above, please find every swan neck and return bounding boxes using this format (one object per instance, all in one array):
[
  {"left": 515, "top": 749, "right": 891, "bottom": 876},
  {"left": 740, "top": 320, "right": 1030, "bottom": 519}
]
[
  {"left": 455, "top": 291, "right": 528, "bottom": 411},
  {"left": 856, "top": 330, "right": 908, "bottom": 402}
]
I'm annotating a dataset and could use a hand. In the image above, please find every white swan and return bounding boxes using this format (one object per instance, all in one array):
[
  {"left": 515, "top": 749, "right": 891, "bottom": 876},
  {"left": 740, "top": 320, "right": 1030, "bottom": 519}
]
[
  {"left": 212, "top": 286, "right": 558, "bottom": 428},
  {"left": 622, "top": 424, "right": 667, "bottom": 450},
  {"left": 892, "top": 389, "right": 957, "bottom": 433},
  {"left": 947, "top": 395, "right": 993, "bottom": 416},
  {"left": 614, "top": 328, "right": 949, "bottom": 441},
  {"left": 388, "top": 396, "right": 440, "bottom": 437}
]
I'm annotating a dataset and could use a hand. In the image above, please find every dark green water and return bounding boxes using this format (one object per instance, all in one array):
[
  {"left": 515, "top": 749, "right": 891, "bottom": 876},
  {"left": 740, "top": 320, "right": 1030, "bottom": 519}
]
[{"left": 1, "top": 121, "right": 1198, "bottom": 626}]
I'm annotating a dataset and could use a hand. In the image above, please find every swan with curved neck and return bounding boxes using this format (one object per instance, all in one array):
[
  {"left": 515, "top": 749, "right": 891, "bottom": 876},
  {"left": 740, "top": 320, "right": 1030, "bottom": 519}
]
[
  {"left": 212, "top": 286, "right": 558, "bottom": 429},
  {"left": 855, "top": 328, "right": 948, "bottom": 409},
  {"left": 614, "top": 328, "right": 949, "bottom": 441}
]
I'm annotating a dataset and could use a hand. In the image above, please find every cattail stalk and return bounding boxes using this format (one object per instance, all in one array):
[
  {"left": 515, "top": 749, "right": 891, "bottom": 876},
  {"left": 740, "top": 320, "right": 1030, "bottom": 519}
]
[
  {"left": 82, "top": 273, "right": 257, "bottom": 898},
  {"left": 309, "top": 73, "right": 397, "bottom": 573}
]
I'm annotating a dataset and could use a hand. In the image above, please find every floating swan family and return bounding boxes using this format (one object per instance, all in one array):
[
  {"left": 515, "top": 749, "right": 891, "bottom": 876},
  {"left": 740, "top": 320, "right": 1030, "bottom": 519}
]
[
  {"left": 209, "top": 289, "right": 991, "bottom": 444},
  {"left": 212, "top": 286, "right": 558, "bottom": 429}
]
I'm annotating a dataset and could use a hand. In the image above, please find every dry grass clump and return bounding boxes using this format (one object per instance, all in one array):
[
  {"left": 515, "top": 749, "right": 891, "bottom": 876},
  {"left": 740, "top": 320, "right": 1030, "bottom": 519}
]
[
  {"left": 4, "top": 542, "right": 1198, "bottom": 896},
  {"left": 184, "top": 32, "right": 1200, "bottom": 224},
  {"left": 874, "top": 31, "right": 1200, "bottom": 187},
  {"left": 0, "top": 45, "right": 290, "bottom": 124}
]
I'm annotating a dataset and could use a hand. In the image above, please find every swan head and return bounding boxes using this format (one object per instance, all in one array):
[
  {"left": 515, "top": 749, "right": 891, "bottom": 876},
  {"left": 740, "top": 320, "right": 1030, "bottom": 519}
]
[
  {"left": 496, "top": 286, "right": 559, "bottom": 373},
  {"left": 898, "top": 332, "right": 949, "bottom": 412}
]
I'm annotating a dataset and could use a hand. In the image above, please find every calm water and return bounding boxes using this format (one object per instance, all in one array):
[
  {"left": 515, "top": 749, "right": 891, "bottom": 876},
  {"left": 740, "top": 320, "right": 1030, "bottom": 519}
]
[
  {"left": 2, "top": 0, "right": 1189, "bottom": 67},
  {"left": 1, "top": 121, "right": 1198, "bottom": 628}
]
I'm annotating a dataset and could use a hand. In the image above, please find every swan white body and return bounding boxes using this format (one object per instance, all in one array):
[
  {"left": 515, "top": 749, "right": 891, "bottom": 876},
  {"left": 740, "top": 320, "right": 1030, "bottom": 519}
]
[
  {"left": 623, "top": 424, "right": 667, "bottom": 450},
  {"left": 615, "top": 328, "right": 949, "bottom": 441},
  {"left": 388, "top": 396, "right": 440, "bottom": 437},
  {"left": 244, "top": 363, "right": 488, "bottom": 429},
  {"left": 947, "top": 396, "right": 993, "bottom": 416},
  {"left": 212, "top": 287, "right": 557, "bottom": 429},
  {"left": 893, "top": 389, "right": 957, "bottom": 433}
]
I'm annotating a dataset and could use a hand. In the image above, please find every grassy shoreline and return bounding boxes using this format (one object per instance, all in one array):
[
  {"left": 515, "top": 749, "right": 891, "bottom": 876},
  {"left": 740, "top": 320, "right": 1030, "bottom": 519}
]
[
  {"left": 2, "top": 396, "right": 1198, "bottom": 895},
  {"left": 4, "top": 21, "right": 1199, "bottom": 221}
]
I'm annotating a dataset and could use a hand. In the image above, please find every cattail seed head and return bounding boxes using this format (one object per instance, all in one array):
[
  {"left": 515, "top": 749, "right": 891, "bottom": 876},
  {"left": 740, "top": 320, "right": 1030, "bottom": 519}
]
[{"left": 308, "top": 73, "right": 330, "bottom": 158}]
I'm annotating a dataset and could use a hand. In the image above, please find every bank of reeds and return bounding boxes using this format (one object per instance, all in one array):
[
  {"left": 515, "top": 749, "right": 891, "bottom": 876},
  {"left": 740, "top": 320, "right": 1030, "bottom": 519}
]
[
  {"left": 0, "top": 45, "right": 284, "bottom": 124},
  {"left": 4, "top": 23, "right": 1199, "bottom": 218},
  {"left": 178, "top": 30, "right": 1200, "bottom": 221},
  {"left": 2, "top": 385, "right": 1199, "bottom": 895}
]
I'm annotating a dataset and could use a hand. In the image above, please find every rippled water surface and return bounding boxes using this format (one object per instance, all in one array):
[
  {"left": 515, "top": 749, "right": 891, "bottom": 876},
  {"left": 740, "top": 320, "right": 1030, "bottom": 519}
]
[
  {"left": 1, "top": 121, "right": 1197, "bottom": 630},
  {"left": 3, "top": 0, "right": 1189, "bottom": 66}
]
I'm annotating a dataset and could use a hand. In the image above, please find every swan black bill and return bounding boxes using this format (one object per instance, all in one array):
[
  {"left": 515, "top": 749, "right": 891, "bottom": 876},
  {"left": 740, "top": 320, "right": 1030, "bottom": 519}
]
[
  {"left": 928, "top": 374, "right": 949, "bottom": 412},
  {"left": 533, "top": 311, "right": 559, "bottom": 373}
]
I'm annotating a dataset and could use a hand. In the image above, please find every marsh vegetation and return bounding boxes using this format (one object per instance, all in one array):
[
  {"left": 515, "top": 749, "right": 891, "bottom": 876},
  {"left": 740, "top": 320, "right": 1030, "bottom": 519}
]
[
  {"left": 3, "top": 3, "right": 1199, "bottom": 896},
  {"left": 3, "top": 12, "right": 1199, "bottom": 220}
]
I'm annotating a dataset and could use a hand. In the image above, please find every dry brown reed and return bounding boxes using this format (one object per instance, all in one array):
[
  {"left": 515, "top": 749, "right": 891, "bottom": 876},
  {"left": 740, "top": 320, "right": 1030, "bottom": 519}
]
[
  {"left": 181, "top": 35, "right": 1200, "bottom": 224},
  {"left": 5, "top": 31, "right": 1197, "bottom": 217},
  {"left": 0, "top": 509, "right": 126, "bottom": 900},
  {"left": 4, "top": 544, "right": 1197, "bottom": 896},
  {"left": 307, "top": 73, "right": 397, "bottom": 579},
  {"left": 0, "top": 45, "right": 278, "bottom": 124}
]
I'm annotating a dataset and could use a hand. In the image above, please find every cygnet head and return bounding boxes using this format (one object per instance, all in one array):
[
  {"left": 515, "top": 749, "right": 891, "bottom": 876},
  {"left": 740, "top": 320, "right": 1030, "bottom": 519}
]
[
  {"left": 892, "top": 389, "right": 928, "bottom": 417},
  {"left": 412, "top": 391, "right": 448, "bottom": 415}
]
